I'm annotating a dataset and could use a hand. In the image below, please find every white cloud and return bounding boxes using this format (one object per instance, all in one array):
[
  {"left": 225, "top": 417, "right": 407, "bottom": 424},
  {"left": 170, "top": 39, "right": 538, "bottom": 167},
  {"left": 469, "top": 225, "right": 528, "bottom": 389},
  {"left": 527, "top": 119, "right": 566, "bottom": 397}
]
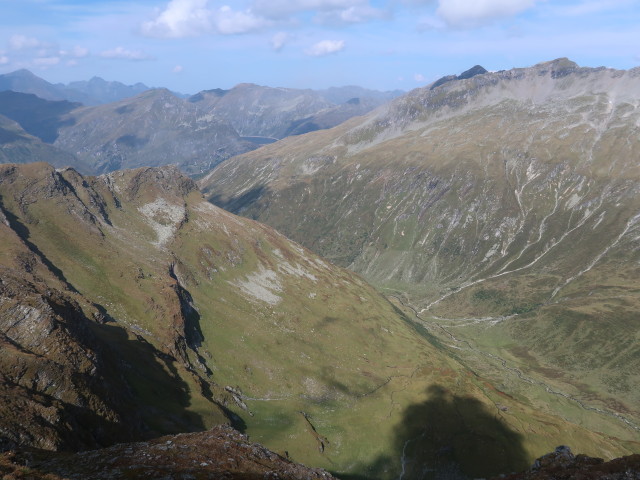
[
  {"left": 305, "top": 39, "right": 345, "bottom": 56},
  {"left": 100, "top": 47, "right": 154, "bottom": 61},
  {"left": 253, "top": 0, "right": 384, "bottom": 24},
  {"left": 417, "top": 15, "right": 446, "bottom": 31},
  {"left": 173, "top": 64, "right": 184, "bottom": 73},
  {"left": 142, "top": 0, "right": 269, "bottom": 38},
  {"left": 315, "top": 4, "right": 387, "bottom": 24},
  {"left": 9, "top": 34, "right": 45, "bottom": 51},
  {"left": 552, "top": 0, "right": 635, "bottom": 17},
  {"left": 0, "top": 56, "right": 9, "bottom": 65},
  {"left": 436, "top": 0, "right": 538, "bottom": 27},
  {"left": 59, "top": 46, "right": 90, "bottom": 58},
  {"left": 215, "top": 5, "right": 269, "bottom": 34},
  {"left": 414, "top": 73, "right": 425, "bottom": 81},
  {"left": 142, "top": 0, "right": 213, "bottom": 37},
  {"left": 271, "top": 31, "right": 290, "bottom": 51},
  {"left": 71, "top": 46, "right": 90, "bottom": 58},
  {"left": 253, "top": 0, "right": 366, "bottom": 18}
]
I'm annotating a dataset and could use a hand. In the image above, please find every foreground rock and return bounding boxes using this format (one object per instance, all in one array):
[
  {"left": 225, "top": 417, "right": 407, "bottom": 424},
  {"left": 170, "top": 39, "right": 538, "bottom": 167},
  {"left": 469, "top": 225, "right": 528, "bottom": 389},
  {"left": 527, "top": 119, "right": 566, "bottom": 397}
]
[
  {"left": 2, "top": 425, "right": 336, "bottom": 479},
  {"left": 495, "top": 446, "right": 640, "bottom": 480}
]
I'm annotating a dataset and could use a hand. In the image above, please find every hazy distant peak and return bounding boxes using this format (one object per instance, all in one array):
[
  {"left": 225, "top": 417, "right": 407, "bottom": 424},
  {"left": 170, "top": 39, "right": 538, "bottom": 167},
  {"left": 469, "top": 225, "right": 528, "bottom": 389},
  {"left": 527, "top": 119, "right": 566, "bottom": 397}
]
[
  {"left": 137, "top": 87, "right": 179, "bottom": 100},
  {"left": 188, "top": 88, "right": 229, "bottom": 103},
  {"left": 531, "top": 57, "right": 580, "bottom": 77},
  {"left": 1, "top": 68, "right": 42, "bottom": 80}
]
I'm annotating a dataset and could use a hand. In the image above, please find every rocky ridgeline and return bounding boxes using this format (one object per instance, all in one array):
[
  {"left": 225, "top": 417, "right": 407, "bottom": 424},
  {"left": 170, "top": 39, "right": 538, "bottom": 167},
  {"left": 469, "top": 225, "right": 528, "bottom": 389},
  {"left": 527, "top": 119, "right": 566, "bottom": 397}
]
[
  {"left": 1, "top": 425, "right": 336, "bottom": 479},
  {"left": 495, "top": 446, "right": 640, "bottom": 480}
]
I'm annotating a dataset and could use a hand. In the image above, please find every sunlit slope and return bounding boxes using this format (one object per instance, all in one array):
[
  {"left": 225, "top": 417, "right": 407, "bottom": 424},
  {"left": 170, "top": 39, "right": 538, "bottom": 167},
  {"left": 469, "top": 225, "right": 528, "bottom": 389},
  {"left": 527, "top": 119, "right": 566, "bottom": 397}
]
[
  {"left": 1, "top": 162, "right": 636, "bottom": 478},
  {"left": 200, "top": 59, "right": 640, "bottom": 445}
]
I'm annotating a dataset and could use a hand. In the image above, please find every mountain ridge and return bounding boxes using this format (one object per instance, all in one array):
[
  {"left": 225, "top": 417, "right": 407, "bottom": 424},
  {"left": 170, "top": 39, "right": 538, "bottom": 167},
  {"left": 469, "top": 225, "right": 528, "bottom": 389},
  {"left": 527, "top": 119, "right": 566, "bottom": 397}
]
[
  {"left": 199, "top": 58, "right": 640, "bottom": 451},
  {"left": 2, "top": 161, "right": 636, "bottom": 479}
]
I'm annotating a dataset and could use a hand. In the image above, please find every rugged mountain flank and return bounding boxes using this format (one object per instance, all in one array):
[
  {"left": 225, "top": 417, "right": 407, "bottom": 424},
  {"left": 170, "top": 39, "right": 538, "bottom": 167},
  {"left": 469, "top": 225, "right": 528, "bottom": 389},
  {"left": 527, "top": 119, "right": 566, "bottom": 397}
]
[
  {"left": 65, "top": 76, "right": 151, "bottom": 105},
  {"left": 2, "top": 425, "right": 337, "bottom": 479},
  {"left": 52, "top": 89, "right": 255, "bottom": 175},
  {"left": 0, "top": 91, "right": 80, "bottom": 143},
  {"left": 1, "top": 162, "right": 635, "bottom": 479},
  {"left": 188, "top": 83, "right": 394, "bottom": 140},
  {"left": 200, "top": 59, "right": 640, "bottom": 449},
  {"left": 1, "top": 70, "right": 400, "bottom": 176},
  {"left": 0, "top": 69, "right": 91, "bottom": 104},
  {"left": 0, "top": 69, "right": 153, "bottom": 106},
  {"left": 0, "top": 114, "right": 81, "bottom": 168}
]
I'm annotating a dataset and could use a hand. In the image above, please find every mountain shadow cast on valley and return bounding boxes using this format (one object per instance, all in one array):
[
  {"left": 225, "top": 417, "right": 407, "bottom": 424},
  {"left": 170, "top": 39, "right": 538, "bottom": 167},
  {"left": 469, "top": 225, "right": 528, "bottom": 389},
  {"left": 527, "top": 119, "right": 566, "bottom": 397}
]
[
  {"left": 88, "top": 321, "right": 209, "bottom": 439},
  {"left": 0, "top": 199, "right": 79, "bottom": 293},
  {"left": 338, "top": 384, "right": 529, "bottom": 480},
  {"left": 208, "top": 185, "right": 269, "bottom": 216}
]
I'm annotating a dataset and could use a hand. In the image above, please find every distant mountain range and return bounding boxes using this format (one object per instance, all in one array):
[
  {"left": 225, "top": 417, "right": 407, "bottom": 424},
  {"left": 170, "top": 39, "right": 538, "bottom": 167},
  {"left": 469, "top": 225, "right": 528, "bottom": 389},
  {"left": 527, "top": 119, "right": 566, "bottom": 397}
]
[
  {"left": 0, "top": 69, "right": 154, "bottom": 105},
  {"left": 0, "top": 69, "right": 404, "bottom": 175},
  {"left": 0, "top": 113, "right": 82, "bottom": 167},
  {"left": 187, "top": 83, "right": 395, "bottom": 139}
]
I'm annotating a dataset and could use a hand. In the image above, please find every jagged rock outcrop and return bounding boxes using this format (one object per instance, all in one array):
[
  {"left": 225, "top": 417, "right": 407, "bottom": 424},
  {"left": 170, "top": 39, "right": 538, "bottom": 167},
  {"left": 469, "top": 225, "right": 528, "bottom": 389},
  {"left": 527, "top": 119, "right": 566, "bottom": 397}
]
[
  {"left": 52, "top": 89, "right": 255, "bottom": 175},
  {"left": 2, "top": 425, "right": 337, "bottom": 479},
  {"left": 0, "top": 270, "right": 140, "bottom": 451},
  {"left": 188, "top": 82, "right": 398, "bottom": 141},
  {"left": 496, "top": 446, "right": 640, "bottom": 480}
]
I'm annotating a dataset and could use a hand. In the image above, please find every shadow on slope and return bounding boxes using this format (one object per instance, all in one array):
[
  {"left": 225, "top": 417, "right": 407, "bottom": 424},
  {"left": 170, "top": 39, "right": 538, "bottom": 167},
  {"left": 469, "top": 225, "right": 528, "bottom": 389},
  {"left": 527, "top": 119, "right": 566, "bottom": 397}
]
[
  {"left": 208, "top": 185, "right": 269, "bottom": 217},
  {"left": 0, "top": 91, "right": 78, "bottom": 143},
  {"left": 342, "top": 385, "right": 528, "bottom": 480}
]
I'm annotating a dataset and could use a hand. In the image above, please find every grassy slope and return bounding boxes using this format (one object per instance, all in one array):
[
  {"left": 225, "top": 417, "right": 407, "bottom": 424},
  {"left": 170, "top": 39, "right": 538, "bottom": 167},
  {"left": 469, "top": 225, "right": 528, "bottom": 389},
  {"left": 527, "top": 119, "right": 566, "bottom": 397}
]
[
  {"left": 2, "top": 163, "right": 637, "bottom": 478},
  {"left": 199, "top": 64, "right": 640, "bottom": 453}
]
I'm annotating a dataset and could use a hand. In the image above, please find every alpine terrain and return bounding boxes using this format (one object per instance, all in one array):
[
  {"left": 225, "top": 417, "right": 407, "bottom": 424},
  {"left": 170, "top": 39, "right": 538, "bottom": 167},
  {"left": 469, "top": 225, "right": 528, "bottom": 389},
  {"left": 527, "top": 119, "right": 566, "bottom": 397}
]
[
  {"left": 200, "top": 59, "right": 640, "bottom": 455},
  {"left": 1, "top": 162, "right": 637, "bottom": 479},
  {"left": 0, "top": 69, "right": 401, "bottom": 177}
]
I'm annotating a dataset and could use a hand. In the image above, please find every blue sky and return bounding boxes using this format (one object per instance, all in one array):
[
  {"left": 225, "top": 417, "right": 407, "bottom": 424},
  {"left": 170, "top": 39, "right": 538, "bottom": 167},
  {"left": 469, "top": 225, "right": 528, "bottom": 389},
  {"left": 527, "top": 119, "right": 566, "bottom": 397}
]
[{"left": 1, "top": 0, "right": 639, "bottom": 94}]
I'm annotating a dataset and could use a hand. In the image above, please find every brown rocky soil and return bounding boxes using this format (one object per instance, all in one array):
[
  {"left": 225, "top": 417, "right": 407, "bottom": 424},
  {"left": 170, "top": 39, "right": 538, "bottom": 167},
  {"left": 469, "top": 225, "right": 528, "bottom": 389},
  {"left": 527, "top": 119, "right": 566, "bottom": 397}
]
[
  {"left": 495, "top": 446, "right": 640, "bottom": 480},
  {"left": 2, "top": 425, "right": 337, "bottom": 480}
]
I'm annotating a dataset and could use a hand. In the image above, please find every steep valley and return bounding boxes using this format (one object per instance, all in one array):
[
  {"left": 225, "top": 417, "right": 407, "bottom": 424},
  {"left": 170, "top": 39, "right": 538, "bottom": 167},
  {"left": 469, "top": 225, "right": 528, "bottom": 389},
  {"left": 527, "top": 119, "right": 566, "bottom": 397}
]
[
  {"left": 200, "top": 59, "right": 640, "bottom": 455},
  {"left": 0, "top": 162, "right": 637, "bottom": 479}
]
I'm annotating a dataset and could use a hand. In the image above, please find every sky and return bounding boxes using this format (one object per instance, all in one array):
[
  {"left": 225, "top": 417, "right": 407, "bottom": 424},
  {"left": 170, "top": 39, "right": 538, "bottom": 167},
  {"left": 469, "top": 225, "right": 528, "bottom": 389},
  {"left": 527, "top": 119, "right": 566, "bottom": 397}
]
[{"left": 0, "top": 0, "right": 639, "bottom": 94}]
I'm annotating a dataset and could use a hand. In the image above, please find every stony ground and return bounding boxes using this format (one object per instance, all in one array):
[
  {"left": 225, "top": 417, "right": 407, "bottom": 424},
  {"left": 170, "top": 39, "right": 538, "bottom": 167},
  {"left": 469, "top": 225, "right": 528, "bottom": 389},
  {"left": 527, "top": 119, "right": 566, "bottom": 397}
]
[
  {"left": 1, "top": 425, "right": 336, "bottom": 480},
  {"left": 494, "top": 446, "right": 640, "bottom": 480}
]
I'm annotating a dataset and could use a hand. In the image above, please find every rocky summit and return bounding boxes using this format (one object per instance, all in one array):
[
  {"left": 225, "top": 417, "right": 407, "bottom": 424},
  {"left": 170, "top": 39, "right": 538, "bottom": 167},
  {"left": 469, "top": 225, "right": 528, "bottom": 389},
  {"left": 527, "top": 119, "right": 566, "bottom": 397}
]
[{"left": 200, "top": 58, "right": 640, "bottom": 458}]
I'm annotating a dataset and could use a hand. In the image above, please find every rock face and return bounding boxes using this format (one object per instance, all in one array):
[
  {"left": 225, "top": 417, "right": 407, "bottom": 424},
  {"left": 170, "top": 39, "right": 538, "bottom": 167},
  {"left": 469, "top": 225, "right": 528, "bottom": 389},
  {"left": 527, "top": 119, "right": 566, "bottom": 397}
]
[
  {"left": 496, "top": 446, "right": 640, "bottom": 480},
  {"left": 0, "top": 270, "right": 140, "bottom": 451},
  {"left": 1, "top": 162, "right": 634, "bottom": 479},
  {"left": 3, "top": 425, "right": 337, "bottom": 480},
  {"left": 200, "top": 59, "right": 640, "bottom": 448},
  {"left": 0, "top": 114, "right": 80, "bottom": 168},
  {"left": 188, "top": 83, "right": 397, "bottom": 140},
  {"left": 52, "top": 89, "right": 255, "bottom": 175},
  {"left": 65, "top": 76, "right": 151, "bottom": 106},
  {"left": 1, "top": 70, "right": 401, "bottom": 175},
  {"left": 0, "top": 91, "right": 80, "bottom": 143}
]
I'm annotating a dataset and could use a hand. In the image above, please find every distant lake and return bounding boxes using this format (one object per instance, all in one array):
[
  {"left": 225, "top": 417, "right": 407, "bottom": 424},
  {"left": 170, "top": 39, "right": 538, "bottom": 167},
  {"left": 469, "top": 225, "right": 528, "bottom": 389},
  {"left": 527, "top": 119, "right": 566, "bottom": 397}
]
[{"left": 241, "top": 136, "right": 278, "bottom": 145}]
